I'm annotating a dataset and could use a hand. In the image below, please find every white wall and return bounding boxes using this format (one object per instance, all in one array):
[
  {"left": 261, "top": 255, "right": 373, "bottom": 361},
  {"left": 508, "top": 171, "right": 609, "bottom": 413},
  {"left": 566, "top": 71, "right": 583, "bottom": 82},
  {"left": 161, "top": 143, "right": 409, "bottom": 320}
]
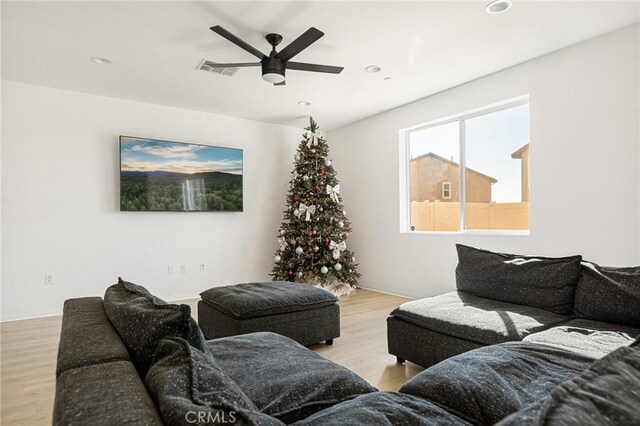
[
  {"left": 329, "top": 25, "right": 640, "bottom": 299},
  {"left": 1, "top": 81, "right": 299, "bottom": 321}
]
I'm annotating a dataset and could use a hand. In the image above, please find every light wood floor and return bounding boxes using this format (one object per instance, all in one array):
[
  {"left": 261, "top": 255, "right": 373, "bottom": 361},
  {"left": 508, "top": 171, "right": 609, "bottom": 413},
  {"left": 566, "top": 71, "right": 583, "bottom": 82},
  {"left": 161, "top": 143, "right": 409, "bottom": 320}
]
[{"left": 1, "top": 289, "right": 422, "bottom": 425}]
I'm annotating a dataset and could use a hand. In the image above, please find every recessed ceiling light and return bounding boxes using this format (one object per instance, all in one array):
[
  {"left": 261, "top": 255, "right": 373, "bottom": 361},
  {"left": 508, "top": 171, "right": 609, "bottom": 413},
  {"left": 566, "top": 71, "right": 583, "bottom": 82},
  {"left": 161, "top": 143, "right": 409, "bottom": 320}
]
[
  {"left": 298, "top": 101, "right": 311, "bottom": 107},
  {"left": 486, "top": 0, "right": 512, "bottom": 14},
  {"left": 91, "top": 56, "right": 113, "bottom": 65},
  {"left": 384, "top": 76, "right": 393, "bottom": 81},
  {"left": 365, "top": 65, "right": 382, "bottom": 73}
]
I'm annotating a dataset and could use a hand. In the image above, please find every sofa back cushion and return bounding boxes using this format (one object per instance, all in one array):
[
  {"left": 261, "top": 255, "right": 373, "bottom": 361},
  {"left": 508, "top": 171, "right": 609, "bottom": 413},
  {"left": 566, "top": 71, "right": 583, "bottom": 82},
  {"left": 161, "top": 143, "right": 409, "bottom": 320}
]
[
  {"left": 574, "top": 262, "right": 640, "bottom": 327},
  {"left": 455, "top": 244, "right": 582, "bottom": 315},
  {"left": 145, "top": 338, "right": 283, "bottom": 426},
  {"left": 104, "top": 278, "right": 207, "bottom": 376},
  {"left": 56, "top": 297, "right": 131, "bottom": 377}
]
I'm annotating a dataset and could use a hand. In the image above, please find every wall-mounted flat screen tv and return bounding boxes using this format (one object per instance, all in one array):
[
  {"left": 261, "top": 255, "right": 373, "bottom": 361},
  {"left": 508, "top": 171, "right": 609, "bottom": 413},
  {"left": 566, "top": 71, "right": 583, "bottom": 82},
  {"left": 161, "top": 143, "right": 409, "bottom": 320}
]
[{"left": 120, "top": 136, "right": 243, "bottom": 212}]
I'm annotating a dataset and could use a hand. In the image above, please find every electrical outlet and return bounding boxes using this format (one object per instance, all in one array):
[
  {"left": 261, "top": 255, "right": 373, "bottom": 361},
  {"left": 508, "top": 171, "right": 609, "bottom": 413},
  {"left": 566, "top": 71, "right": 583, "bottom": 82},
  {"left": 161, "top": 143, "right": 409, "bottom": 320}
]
[
  {"left": 168, "top": 265, "right": 174, "bottom": 275},
  {"left": 180, "top": 265, "right": 187, "bottom": 274},
  {"left": 44, "top": 274, "right": 55, "bottom": 285},
  {"left": 200, "top": 263, "right": 206, "bottom": 272}
]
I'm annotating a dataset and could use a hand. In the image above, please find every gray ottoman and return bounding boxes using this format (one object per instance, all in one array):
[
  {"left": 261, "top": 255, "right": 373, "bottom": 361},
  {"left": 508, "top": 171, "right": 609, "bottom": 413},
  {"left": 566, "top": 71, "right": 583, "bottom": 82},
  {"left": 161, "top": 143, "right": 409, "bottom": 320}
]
[{"left": 198, "top": 281, "right": 340, "bottom": 346}]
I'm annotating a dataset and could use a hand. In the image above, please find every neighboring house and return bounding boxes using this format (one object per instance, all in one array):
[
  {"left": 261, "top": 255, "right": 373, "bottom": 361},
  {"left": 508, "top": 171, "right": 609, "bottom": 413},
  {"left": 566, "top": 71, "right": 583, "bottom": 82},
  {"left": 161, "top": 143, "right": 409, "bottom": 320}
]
[
  {"left": 410, "top": 152, "right": 497, "bottom": 203},
  {"left": 511, "top": 143, "right": 530, "bottom": 202}
]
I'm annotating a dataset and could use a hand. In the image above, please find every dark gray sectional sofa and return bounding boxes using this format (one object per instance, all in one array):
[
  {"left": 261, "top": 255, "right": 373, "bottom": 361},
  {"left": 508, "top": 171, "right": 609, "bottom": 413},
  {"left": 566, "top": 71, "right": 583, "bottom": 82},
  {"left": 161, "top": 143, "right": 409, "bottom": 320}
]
[
  {"left": 54, "top": 272, "right": 640, "bottom": 425},
  {"left": 388, "top": 244, "right": 640, "bottom": 368}
]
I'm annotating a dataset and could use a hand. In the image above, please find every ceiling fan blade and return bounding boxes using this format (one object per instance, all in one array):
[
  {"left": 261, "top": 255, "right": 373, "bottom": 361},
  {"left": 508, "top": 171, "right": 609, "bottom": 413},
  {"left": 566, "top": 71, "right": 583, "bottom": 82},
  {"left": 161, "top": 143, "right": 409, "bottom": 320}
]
[
  {"left": 205, "top": 63, "right": 261, "bottom": 68},
  {"left": 287, "top": 62, "right": 343, "bottom": 74},
  {"left": 275, "top": 27, "right": 324, "bottom": 61},
  {"left": 210, "top": 26, "right": 266, "bottom": 60},
  {"left": 274, "top": 81, "right": 286, "bottom": 86}
]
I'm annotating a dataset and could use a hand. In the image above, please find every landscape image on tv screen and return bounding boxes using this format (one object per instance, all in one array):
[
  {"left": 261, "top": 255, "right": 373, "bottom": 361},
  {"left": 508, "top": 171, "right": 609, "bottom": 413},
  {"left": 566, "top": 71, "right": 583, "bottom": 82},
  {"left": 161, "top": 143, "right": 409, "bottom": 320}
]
[{"left": 120, "top": 136, "right": 243, "bottom": 212}]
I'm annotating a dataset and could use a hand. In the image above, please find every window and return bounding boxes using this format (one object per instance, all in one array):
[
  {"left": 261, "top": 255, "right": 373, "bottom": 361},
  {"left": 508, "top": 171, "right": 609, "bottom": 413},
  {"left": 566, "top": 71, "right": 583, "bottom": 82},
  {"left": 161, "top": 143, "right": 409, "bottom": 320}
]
[
  {"left": 404, "top": 99, "right": 529, "bottom": 233},
  {"left": 442, "top": 182, "right": 451, "bottom": 199}
]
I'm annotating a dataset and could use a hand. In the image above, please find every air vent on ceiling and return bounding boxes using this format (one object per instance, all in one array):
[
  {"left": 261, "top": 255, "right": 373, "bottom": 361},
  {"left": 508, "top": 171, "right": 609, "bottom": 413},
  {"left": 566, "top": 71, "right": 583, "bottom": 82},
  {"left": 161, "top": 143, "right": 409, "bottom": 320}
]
[{"left": 196, "top": 59, "right": 240, "bottom": 77}]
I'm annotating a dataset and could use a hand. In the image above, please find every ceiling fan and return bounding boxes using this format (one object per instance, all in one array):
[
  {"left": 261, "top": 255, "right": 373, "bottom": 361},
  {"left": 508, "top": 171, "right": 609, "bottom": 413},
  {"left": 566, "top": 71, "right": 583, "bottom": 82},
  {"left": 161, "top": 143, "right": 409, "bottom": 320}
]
[{"left": 208, "top": 25, "right": 344, "bottom": 86}]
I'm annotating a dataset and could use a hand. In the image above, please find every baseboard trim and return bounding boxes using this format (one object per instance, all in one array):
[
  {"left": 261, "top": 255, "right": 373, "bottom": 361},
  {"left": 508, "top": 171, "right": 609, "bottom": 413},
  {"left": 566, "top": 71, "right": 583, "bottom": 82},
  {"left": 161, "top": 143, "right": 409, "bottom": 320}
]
[{"left": 357, "top": 285, "right": 415, "bottom": 300}]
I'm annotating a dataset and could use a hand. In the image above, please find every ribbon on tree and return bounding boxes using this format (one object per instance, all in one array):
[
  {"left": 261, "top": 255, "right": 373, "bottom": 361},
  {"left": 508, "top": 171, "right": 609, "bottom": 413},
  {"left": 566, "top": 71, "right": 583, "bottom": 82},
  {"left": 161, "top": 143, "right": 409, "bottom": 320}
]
[
  {"left": 326, "top": 184, "right": 340, "bottom": 203},
  {"left": 304, "top": 129, "right": 323, "bottom": 146},
  {"left": 295, "top": 203, "right": 316, "bottom": 221},
  {"left": 277, "top": 236, "right": 287, "bottom": 251},
  {"left": 329, "top": 240, "right": 346, "bottom": 259}
]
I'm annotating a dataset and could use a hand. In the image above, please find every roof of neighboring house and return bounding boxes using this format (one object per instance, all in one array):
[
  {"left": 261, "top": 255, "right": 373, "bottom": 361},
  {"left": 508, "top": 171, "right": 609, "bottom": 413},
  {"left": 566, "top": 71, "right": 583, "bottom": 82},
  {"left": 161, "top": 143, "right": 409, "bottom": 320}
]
[
  {"left": 410, "top": 152, "right": 497, "bottom": 183},
  {"left": 511, "top": 143, "right": 529, "bottom": 159}
]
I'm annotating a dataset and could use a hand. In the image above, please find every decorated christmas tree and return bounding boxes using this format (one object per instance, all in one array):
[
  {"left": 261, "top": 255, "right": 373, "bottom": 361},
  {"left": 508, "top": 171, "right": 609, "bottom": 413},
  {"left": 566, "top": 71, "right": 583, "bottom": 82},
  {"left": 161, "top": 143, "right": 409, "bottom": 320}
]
[{"left": 270, "top": 117, "right": 360, "bottom": 296}]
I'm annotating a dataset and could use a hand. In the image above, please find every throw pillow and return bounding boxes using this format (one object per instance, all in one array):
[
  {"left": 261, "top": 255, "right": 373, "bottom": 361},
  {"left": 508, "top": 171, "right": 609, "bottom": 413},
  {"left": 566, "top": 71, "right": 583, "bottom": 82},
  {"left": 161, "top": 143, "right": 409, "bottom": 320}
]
[
  {"left": 104, "top": 277, "right": 207, "bottom": 376},
  {"left": 145, "top": 338, "right": 283, "bottom": 426}
]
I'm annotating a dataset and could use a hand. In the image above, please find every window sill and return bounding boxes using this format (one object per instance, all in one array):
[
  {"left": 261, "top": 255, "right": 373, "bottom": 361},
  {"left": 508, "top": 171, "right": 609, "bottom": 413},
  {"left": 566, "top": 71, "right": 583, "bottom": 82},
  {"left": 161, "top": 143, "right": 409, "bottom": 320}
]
[{"left": 403, "top": 230, "right": 529, "bottom": 236}]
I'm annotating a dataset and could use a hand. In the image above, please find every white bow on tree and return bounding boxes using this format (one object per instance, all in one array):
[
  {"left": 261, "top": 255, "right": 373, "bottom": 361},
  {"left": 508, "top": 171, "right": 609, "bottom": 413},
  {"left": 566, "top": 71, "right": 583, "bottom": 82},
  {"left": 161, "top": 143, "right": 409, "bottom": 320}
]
[
  {"left": 304, "top": 129, "right": 323, "bottom": 146},
  {"left": 295, "top": 203, "right": 316, "bottom": 221},
  {"left": 277, "top": 236, "right": 287, "bottom": 251},
  {"left": 326, "top": 184, "right": 340, "bottom": 203},
  {"left": 329, "top": 240, "right": 347, "bottom": 259}
]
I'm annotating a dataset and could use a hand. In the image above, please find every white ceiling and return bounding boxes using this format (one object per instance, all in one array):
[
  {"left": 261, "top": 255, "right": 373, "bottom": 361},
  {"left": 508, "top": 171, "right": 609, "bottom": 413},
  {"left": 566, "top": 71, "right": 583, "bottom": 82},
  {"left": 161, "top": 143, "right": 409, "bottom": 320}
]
[{"left": 2, "top": 1, "right": 639, "bottom": 130}]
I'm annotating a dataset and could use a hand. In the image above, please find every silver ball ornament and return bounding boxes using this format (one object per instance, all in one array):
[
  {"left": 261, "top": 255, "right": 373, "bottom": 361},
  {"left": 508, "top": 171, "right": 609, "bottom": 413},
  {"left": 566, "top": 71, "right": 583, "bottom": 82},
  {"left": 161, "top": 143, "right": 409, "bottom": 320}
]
[
  {"left": 320, "top": 266, "right": 329, "bottom": 274},
  {"left": 334, "top": 263, "right": 342, "bottom": 271},
  {"left": 295, "top": 246, "right": 303, "bottom": 255},
  {"left": 325, "top": 159, "right": 332, "bottom": 167}
]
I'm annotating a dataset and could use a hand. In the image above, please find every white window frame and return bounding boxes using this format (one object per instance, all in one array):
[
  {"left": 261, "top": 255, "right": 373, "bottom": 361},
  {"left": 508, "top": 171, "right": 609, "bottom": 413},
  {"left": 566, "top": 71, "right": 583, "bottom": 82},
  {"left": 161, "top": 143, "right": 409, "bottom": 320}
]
[
  {"left": 399, "top": 95, "right": 530, "bottom": 235},
  {"left": 442, "top": 182, "right": 451, "bottom": 199}
]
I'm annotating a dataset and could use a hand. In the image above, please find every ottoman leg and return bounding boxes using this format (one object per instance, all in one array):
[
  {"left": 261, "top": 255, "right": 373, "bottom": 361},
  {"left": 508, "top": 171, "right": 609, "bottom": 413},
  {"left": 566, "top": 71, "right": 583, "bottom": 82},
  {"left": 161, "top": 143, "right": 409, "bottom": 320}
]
[
  {"left": 396, "top": 357, "right": 405, "bottom": 364},
  {"left": 326, "top": 339, "right": 334, "bottom": 345}
]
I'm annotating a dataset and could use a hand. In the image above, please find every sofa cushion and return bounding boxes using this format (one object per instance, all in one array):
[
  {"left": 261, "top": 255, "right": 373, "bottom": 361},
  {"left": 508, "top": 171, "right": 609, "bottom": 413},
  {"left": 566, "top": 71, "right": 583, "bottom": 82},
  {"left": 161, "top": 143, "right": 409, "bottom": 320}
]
[
  {"left": 292, "top": 392, "right": 472, "bottom": 426},
  {"left": 54, "top": 360, "right": 163, "bottom": 426},
  {"left": 455, "top": 244, "right": 582, "bottom": 315},
  {"left": 497, "top": 346, "right": 640, "bottom": 426},
  {"left": 523, "top": 319, "right": 640, "bottom": 359},
  {"left": 400, "top": 342, "right": 593, "bottom": 426},
  {"left": 390, "top": 291, "right": 569, "bottom": 345},
  {"left": 200, "top": 282, "right": 337, "bottom": 319},
  {"left": 56, "top": 297, "right": 130, "bottom": 377},
  {"left": 574, "top": 262, "right": 640, "bottom": 327},
  {"left": 104, "top": 278, "right": 207, "bottom": 376},
  {"left": 206, "top": 332, "right": 376, "bottom": 423},
  {"left": 145, "top": 338, "right": 283, "bottom": 426}
]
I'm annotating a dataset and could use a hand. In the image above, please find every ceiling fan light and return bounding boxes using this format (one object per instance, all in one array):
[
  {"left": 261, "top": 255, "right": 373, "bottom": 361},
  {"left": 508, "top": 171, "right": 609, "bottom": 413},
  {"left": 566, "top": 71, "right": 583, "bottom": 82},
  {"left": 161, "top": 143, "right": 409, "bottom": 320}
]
[{"left": 263, "top": 73, "right": 285, "bottom": 84}]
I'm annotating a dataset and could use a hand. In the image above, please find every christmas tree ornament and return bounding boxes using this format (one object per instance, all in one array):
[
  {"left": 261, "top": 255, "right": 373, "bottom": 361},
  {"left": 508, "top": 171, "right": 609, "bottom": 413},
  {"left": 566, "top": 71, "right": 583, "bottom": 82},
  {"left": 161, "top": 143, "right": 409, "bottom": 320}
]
[
  {"left": 323, "top": 237, "right": 330, "bottom": 245},
  {"left": 295, "top": 246, "right": 303, "bottom": 255},
  {"left": 320, "top": 266, "right": 329, "bottom": 274},
  {"left": 334, "top": 263, "right": 342, "bottom": 271},
  {"left": 319, "top": 169, "right": 325, "bottom": 176},
  {"left": 307, "top": 247, "right": 313, "bottom": 253},
  {"left": 324, "top": 159, "right": 332, "bottom": 167},
  {"left": 294, "top": 153, "right": 301, "bottom": 161},
  {"left": 297, "top": 168, "right": 305, "bottom": 174},
  {"left": 293, "top": 208, "right": 300, "bottom": 217},
  {"left": 306, "top": 231, "right": 313, "bottom": 237},
  {"left": 274, "top": 255, "right": 281, "bottom": 262},
  {"left": 297, "top": 272, "right": 303, "bottom": 277},
  {"left": 338, "top": 221, "right": 344, "bottom": 228},
  {"left": 314, "top": 246, "right": 320, "bottom": 252},
  {"left": 288, "top": 270, "right": 294, "bottom": 276}
]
